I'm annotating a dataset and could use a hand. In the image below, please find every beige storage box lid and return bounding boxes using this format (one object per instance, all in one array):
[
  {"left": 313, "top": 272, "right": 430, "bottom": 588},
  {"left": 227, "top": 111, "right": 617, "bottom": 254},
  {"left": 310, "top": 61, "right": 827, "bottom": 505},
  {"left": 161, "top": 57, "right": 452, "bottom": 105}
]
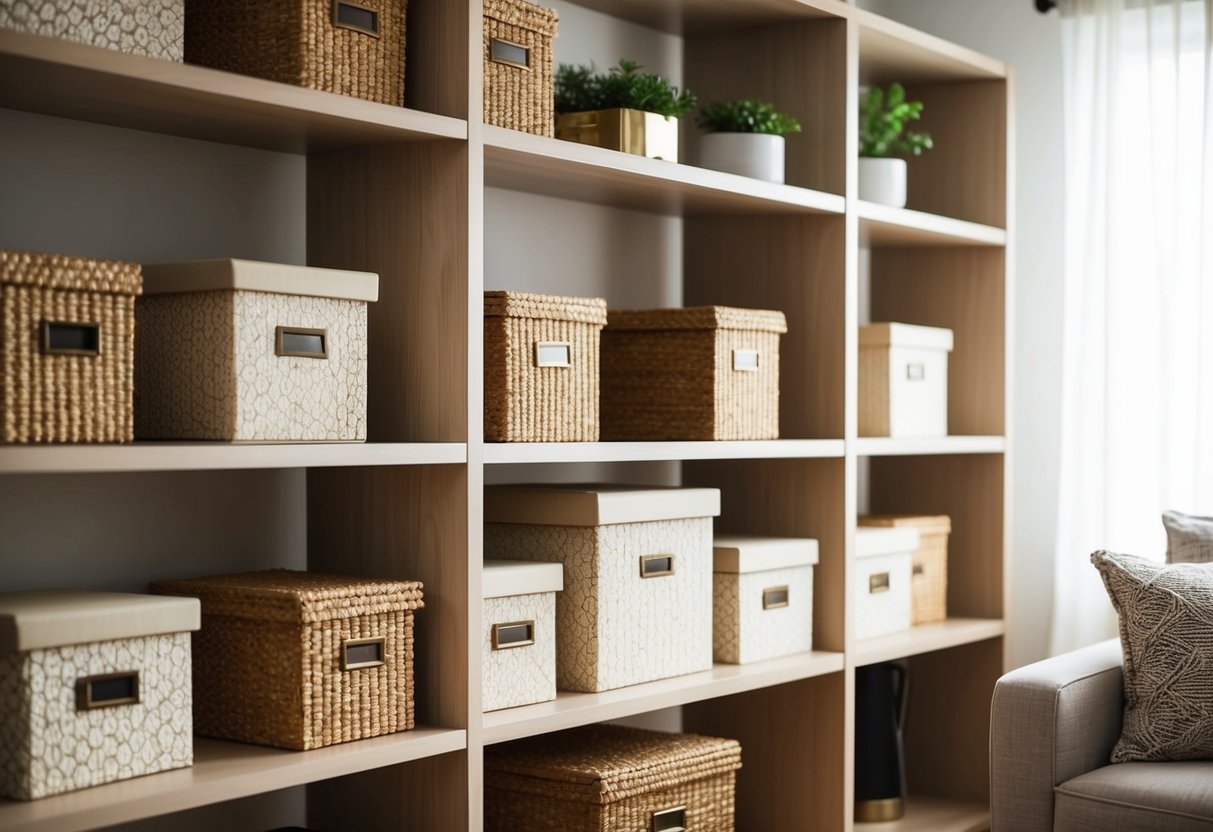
[
  {"left": 141, "top": 259, "right": 379, "bottom": 302},
  {"left": 859, "top": 514, "right": 952, "bottom": 535},
  {"left": 713, "top": 535, "right": 820, "bottom": 573},
  {"left": 607, "top": 305, "right": 788, "bottom": 334},
  {"left": 860, "top": 322, "right": 953, "bottom": 352},
  {"left": 484, "top": 291, "right": 608, "bottom": 325},
  {"left": 483, "top": 560, "right": 564, "bottom": 599},
  {"left": 0, "top": 590, "right": 200, "bottom": 652},
  {"left": 484, "top": 484, "right": 721, "bottom": 526},
  {"left": 856, "top": 527, "right": 921, "bottom": 559}
]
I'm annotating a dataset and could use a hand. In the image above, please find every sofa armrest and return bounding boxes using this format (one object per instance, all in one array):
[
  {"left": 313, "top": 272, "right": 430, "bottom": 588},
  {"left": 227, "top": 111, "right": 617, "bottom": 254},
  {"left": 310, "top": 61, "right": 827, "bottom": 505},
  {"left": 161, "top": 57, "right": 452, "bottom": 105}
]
[{"left": 990, "top": 639, "right": 1124, "bottom": 832}]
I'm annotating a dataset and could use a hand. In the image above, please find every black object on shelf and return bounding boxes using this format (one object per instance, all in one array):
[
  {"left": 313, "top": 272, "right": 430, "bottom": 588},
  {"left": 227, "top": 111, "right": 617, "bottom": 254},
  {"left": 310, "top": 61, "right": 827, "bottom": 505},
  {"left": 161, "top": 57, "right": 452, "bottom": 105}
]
[
  {"left": 1036, "top": 0, "right": 1057, "bottom": 12},
  {"left": 854, "top": 661, "right": 908, "bottom": 823}
]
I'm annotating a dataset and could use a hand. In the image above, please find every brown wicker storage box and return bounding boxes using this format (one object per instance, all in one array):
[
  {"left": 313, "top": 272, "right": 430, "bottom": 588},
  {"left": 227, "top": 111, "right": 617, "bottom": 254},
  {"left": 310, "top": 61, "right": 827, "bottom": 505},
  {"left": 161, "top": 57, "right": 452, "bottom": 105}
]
[
  {"left": 150, "top": 570, "right": 423, "bottom": 751},
  {"left": 484, "top": 0, "right": 557, "bottom": 136},
  {"left": 0, "top": 249, "right": 141, "bottom": 444},
  {"left": 601, "top": 306, "right": 787, "bottom": 441},
  {"left": 185, "top": 0, "right": 406, "bottom": 106},
  {"left": 485, "top": 724, "right": 742, "bottom": 832},
  {"left": 484, "top": 291, "right": 607, "bottom": 442},
  {"left": 859, "top": 514, "right": 951, "bottom": 625}
]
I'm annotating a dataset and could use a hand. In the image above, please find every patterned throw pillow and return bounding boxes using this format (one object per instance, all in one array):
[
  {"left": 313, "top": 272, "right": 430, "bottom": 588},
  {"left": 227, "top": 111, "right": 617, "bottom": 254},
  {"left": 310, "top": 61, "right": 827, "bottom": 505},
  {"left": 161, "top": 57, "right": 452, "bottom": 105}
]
[
  {"left": 1164, "top": 510, "right": 1213, "bottom": 563},
  {"left": 1091, "top": 550, "right": 1213, "bottom": 762}
]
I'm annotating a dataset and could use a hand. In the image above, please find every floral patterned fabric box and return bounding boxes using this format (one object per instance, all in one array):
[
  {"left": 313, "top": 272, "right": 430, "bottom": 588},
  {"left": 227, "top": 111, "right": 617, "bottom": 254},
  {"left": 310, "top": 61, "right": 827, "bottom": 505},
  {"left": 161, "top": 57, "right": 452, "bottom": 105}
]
[{"left": 0, "top": 1, "right": 184, "bottom": 61}]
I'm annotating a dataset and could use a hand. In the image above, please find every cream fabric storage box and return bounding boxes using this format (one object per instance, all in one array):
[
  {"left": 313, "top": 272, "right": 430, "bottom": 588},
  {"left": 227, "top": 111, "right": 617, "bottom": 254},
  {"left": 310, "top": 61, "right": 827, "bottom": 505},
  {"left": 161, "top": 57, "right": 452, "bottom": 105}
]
[
  {"left": 0, "top": 1, "right": 184, "bottom": 61},
  {"left": 482, "top": 559, "right": 562, "bottom": 712},
  {"left": 859, "top": 322, "right": 954, "bottom": 437},
  {"left": 484, "top": 484, "right": 719, "bottom": 692},
  {"left": 854, "top": 527, "right": 918, "bottom": 641},
  {"left": 0, "top": 590, "right": 200, "bottom": 800},
  {"left": 136, "top": 259, "right": 378, "bottom": 442},
  {"left": 859, "top": 514, "right": 951, "bottom": 625},
  {"left": 713, "top": 535, "right": 818, "bottom": 665}
]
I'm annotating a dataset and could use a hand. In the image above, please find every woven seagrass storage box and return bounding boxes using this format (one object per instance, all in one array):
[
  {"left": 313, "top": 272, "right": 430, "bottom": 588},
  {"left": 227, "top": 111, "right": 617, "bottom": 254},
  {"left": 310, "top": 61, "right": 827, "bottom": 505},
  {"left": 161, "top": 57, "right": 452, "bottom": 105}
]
[
  {"left": 485, "top": 724, "right": 742, "bottom": 832},
  {"left": 184, "top": 0, "right": 406, "bottom": 105},
  {"left": 484, "top": 0, "right": 557, "bottom": 136},
  {"left": 136, "top": 259, "right": 377, "bottom": 442},
  {"left": 601, "top": 306, "right": 788, "bottom": 441},
  {"left": 0, "top": 249, "right": 142, "bottom": 444},
  {"left": 485, "top": 484, "right": 718, "bottom": 692},
  {"left": 484, "top": 291, "right": 608, "bottom": 442},
  {"left": 713, "top": 535, "right": 818, "bottom": 665},
  {"left": 860, "top": 322, "right": 954, "bottom": 437},
  {"left": 860, "top": 514, "right": 951, "bottom": 625},
  {"left": 482, "top": 559, "right": 562, "bottom": 712},
  {"left": 854, "top": 527, "right": 918, "bottom": 641},
  {"left": 0, "top": 590, "right": 200, "bottom": 800},
  {"left": 0, "top": 0, "right": 184, "bottom": 60},
  {"left": 150, "top": 570, "right": 423, "bottom": 751}
]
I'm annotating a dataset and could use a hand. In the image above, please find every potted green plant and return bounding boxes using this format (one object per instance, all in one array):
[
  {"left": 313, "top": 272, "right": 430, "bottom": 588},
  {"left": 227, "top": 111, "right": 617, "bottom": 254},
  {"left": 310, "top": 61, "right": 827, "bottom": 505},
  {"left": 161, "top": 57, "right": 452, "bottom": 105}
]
[
  {"left": 554, "top": 59, "right": 697, "bottom": 162},
  {"left": 858, "top": 83, "right": 933, "bottom": 207},
  {"left": 696, "top": 99, "right": 802, "bottom": 183}
]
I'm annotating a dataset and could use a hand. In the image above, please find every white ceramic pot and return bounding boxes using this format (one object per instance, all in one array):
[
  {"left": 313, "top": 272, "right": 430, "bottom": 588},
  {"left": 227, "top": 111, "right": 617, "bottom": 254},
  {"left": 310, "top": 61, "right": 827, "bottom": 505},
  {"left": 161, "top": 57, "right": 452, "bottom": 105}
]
[
  {"left": 858, "top": 157, "right": 908, "bottom": 207},
  {"left": 699, "top": 133, "right": 786, "bottom": 183}
]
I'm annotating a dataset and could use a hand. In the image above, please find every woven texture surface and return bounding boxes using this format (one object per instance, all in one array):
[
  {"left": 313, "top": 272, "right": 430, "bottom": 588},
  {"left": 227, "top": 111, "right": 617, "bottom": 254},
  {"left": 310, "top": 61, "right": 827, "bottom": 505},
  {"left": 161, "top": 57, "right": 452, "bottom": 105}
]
[
  {"left": 151, "top": 570, "right": 422, "bottom": 750},
  {"left": 185, "top": 0, "right": 406, "bottom": 105},
  {"left": 484, "top": 291, "right": 607, "bottom": 442},
  {"left": 485, "top": 724, "right": 740, "bottom": 832},
  {"left": 601, "top": 306, "right": 785, "bottom": 441},
  {"left": 1164, "top": 509, "right": 1213, "bottom": 564},
  {"left": 482, "top": 591, "right": 556, "bottom": 712},
  {"left": 859, "top": 515, "right": 950, "bottom": 625},
  {"left": 484, "top": 0, "right": 557, "bottom": 136},
  {"left": 713, "top": 565, "right": 814, "bottom": 665},
  {"left": 0, "top": 0, "right": 184, "bottom": 60},
  {"left": 1, "top": 249, "right": 140, "bottom": 444}
]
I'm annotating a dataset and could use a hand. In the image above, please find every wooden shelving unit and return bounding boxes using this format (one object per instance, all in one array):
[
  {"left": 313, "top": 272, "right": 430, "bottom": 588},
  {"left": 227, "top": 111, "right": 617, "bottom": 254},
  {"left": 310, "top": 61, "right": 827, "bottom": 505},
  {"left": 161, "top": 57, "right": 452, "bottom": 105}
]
[{"left": 0, "top": 0, "right": 1010, "bottom": 828}]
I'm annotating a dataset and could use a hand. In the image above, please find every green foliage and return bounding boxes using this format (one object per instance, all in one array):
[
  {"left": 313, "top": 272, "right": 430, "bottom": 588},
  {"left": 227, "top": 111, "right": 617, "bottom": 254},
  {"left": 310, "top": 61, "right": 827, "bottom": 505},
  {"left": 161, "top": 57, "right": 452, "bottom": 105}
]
[
  {"left": 554, "top": 59, "right": 697, "bottom": 119},
  {"left": 696, "top": 99, "right": 802, "bottom": 136},
  {"left": 859, "top": 83, "right": 934, "bottom": 157}
]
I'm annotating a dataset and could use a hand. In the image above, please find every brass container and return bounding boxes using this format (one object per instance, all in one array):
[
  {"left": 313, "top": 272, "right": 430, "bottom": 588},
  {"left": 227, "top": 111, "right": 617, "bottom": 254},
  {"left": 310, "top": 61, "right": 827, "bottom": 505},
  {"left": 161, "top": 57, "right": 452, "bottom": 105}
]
[
  {"left": 555, "top": 108, "right": 680, "bottom": 162},
  {"left": 855, "top": 797, "right": 905, "bottom": 822}
]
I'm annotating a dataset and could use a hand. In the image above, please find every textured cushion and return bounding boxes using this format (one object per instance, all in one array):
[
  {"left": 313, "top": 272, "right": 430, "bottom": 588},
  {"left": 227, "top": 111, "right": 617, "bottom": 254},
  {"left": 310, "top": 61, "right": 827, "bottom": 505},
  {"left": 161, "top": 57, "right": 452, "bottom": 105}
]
[
  {"left": 1055, "top": 761, "right": 1213, "bottom": 830},
  {"left": 1091, "top": 550, "right": 1213, "bottom": 762},
  {"left": 1165, "top": 510, "right": 1213, "bottom": 564}
]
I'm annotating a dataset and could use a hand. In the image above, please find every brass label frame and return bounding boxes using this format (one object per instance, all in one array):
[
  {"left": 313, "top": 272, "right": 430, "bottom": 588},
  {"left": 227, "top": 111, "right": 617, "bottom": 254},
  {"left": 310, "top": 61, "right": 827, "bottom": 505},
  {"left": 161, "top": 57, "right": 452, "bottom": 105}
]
[
  {"left": 762, "top": 585, "right": 790, "bottom": 609},
  {"left": 491, "top": 620, "right": 536, "bottom": 650},
  {"left": 275, "top": 326, "right": 329, "bottom": 359},
  {"left": 490, "top": 37, "right": 531, "bottom": 70},
  {"left": 341, "top": 636, "right": 386, "bottom": 671},
  {"left": 75, "top": 671, "right": 140, "bottom": 710},
  {"left": 651, "top": 805, "right": 688, "bottom": 832},
  {"left": 40, "top": 320, "right": 101, "bottom": 357},
  {"left": 869, "top": 572, "right": 891, "bottom": 594},
  {"left": 534, "top": 341, "right": 572, "bottom": 368},
  {"left": 732, "top": 348, "right": 760, "bottom": 372},
  {"left": 332, "top": 0, "right": 381, "bottom": 37},
  {"left": 639, "top": 554, "right": 675, "bottom": 578}
]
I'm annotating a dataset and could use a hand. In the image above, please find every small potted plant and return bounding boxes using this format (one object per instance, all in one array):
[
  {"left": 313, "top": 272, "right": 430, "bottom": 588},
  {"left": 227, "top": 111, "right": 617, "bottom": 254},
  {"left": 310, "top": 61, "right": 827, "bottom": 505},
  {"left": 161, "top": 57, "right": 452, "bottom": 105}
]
[
  {"left": 859, "top": 83, "right": 933, "bottom": 207},
  {"left": 554, "top": 59, "right": 697, "bottom": 162},
  {"left": 696, "top": 99, "right": 802, "bottom": 183}
]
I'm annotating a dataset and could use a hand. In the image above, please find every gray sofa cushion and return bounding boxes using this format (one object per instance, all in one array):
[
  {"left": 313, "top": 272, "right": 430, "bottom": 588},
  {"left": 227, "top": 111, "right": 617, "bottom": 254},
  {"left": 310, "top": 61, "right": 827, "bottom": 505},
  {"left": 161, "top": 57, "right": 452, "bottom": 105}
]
[
  {"left": 1165, "top": 510, "right": 1213, "bottom": 564},
  {"left": 1055, "top": 761, "right": 1213, "bottom": 830}
]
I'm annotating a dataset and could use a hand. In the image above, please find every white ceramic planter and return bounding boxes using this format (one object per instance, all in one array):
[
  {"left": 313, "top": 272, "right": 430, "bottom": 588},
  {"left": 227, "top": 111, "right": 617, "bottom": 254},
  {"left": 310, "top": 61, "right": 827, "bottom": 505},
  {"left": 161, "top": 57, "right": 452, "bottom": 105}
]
[
  {"left": 858, "top": 157, "right": 908, "bottom": 207},
  {"left": 699, "top": 133, "right": 786, "bottom": 183}
]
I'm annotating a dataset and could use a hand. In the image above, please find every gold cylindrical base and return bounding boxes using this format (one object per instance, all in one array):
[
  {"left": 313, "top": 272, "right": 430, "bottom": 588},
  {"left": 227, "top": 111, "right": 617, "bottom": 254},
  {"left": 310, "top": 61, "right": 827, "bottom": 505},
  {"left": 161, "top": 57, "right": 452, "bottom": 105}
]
[{"left": 855, "top": 797, "right": 905, "bottom": 822}]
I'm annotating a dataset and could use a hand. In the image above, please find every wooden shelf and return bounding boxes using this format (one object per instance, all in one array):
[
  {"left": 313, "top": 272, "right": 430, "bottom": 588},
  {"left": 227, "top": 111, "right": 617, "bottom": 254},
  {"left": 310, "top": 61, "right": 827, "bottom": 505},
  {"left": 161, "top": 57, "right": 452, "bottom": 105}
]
[
  {"left": 852, "top": 436, "right": 1006, "bottom": 457},
  {"left": 858, "top": 202, "right": 1007, "bottom": 247},
  {"left": 0, "top": 727, "right": 466, "bottom": 832},
  {"left": 484, "top": 439, "right": 845, "bottom": 465},
  {"left": 567, "top": 0, "right": 848, "bottom": 35},
  {"left": 854, "top": 619, "right": 1005, "bottom": 667},
  {"left": 855, "top": 9, "right": 1007, "bottom": 83},
  {"left": 483, "top": 651, "right": 844, "bottom": 745},
  {"left": 0, "top": 30, "right": 466, "bottom": 154},
  {"left": 856, "top": 796, "right": 989, "bottom": 832},
  {"left": 483, "top": 126, "right": 845, "bottom": 217}
]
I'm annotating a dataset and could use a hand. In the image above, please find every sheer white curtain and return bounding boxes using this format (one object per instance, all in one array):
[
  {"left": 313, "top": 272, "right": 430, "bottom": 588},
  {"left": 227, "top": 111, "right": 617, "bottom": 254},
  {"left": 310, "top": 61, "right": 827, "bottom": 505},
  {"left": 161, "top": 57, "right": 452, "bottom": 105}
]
[{"left": 1052, "top": 0, "right": 1213, "bottom": 653}]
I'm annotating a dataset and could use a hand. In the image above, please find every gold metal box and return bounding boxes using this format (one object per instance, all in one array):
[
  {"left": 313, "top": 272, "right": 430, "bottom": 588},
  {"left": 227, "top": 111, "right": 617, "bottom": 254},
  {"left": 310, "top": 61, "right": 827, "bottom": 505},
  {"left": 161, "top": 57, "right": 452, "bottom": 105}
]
[{"left": 555, "top": 108, "right": 680, "bottom": 162}]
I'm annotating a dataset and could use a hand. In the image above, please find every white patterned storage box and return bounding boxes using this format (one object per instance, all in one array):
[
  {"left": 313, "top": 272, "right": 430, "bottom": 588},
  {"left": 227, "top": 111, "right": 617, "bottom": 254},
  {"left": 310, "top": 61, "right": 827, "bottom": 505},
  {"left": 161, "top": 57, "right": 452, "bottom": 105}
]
[
  {"left": 0, "top": 1, "right": 184, "bottom": 60},
  {"left": 136, "top": 259, "right": 378, "bottom": 442},
  {"left": 854, "top": 527, "right": 918, "bottom": 641},
  {"left": 859, "top": 322, "right": 954, "bottom": 437},
  {"left": 713, "top": 535, "right": 818, "bottom": 665},
  {"left": 0, "top": 590, "right": 200, "bottom": 800},
  {"left": 484, "top": 484, "right": 720, "bottom": 693},
  {"left": 482, "top": 559, "right": 562, "bottom": 712}
]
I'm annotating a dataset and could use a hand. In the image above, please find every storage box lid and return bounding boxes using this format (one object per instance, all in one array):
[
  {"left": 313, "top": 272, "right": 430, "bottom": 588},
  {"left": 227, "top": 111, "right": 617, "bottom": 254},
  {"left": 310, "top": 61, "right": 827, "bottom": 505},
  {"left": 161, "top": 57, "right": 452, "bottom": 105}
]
[
  {"left": 713, "top": 535, "right": 819, "bottom": 573},
  {"left": 607, "top": 305, "right": 788, "bottom": 334},
  {"left": 856, "top": 527, "right": 921, "bottom": 559},
  {"left": 483, "top": 560, "right": 563, "bottom": 599},
  {"left": 859, "top": 322, "right": 953, "bottom": 352},
  {"left": 484, "top": 724, "right": 742, "bottom": 805},
  {"left": 0, "top": 248, "right": 142, "bottom": 296},
  {"left": 141, "top": 259, "right": 379, "bottom": 302},
  {"left": 484, "top": 484, "right": 721, "bottom": 526},
  {"left": 0, "top": 590, "right": 200, "bottom": 652},
  {"left": 484, "top": 291, "right": 607, "bottom": 325},
  {"left": 150, "top": 570, "right": 423, "bottom": 623},
  {"left": 859, "top": 514, "right": 952, "bottom": 535},
  {"left": 484, "top": 0, "right": 558, "bottom": 33}
]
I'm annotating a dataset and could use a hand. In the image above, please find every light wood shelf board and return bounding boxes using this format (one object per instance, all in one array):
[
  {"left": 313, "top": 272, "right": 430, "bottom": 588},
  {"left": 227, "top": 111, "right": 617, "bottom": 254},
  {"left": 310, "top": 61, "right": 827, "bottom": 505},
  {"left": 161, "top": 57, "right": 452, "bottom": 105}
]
[
  {"left": 569, "top": 0, "right": 849, "bottom": 34},
  {"left": 856, "top": 796, "right": 989, "bottom": 832},
  {"left": 483, "top": 651, "right": 844, "bottom": 745},
  {"left": 484, "top": 439, "right": 845, "bottom": 464},
  {"left": 0, "top": 30, "right": 467, "bottom": 153},
  {"left": 853, "top": 618, "right": 1005, "bottom": 666},
  {"left": 858, "top": 202, "right": 1006, "bottom": 247},
  {"left": 0, "top": 728, "right": 466, "bottom": 832},
  {"left": 855, "top": 10, "right": 1007, "bottom": 83},
  {"left": 852, "top": 436, "right": 1006, "bottom": 457},
  {"left": 483, "top": 126, "right": 845, "bottom": 217}
]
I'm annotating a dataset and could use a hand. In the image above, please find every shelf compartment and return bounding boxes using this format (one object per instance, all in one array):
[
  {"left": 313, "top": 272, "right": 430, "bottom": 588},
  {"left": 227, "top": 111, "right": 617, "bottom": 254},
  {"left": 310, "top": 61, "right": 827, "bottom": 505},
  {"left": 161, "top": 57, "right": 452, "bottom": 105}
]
[
  {"left": 856, "top": 796, "right": 989, "bottom": 832},
  {"left": 858, "top": 202, "right": 1006, "bottom": 248},
  {"left": 0, "top": 727, "right": 466, "bottom": 832},
  {"left": 856, "top": 9, "right": 1007, "bottom": 84},
  {"left": 853, "top": 618, "right": 1004, "bottom": 666},
  {"left": 484, "top": 439, "right": 844, "bottom": 464},
  {"left": 0, "top": 30, "right": 467, "bottom": 154},
  {"left": 562, "top": 0, "right": 847, "bottom": 35},
  {"left": 853, "top": 436, "right": 1006, "bottom": 457},
  {"left": 483, "top": 126, "right": 845, "bottom": 217},
  {"left": 483, "top": 651, "right": 844, "bottom": 745}
]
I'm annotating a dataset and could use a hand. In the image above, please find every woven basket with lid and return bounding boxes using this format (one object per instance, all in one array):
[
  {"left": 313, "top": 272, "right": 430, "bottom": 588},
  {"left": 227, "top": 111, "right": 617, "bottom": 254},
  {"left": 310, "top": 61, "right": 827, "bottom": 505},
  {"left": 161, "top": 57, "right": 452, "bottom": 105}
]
[
  {"left": 602, "top": 305, "right": 787, "bottom": 441},
  {"left": 151, "top": 569, "right": 423, "bottom": 751},
  {"left": 1, "top": 249, "right": 142, "bottom": 444},
  {"left": 485, "top": 724, "right": 742, "bottom": 832},
  {"left": 484, "top": 290, "right": 608, "bottom": 442},
  {"left": 484, "top": 0, "right": 558, "bottom": 136},
  {"left": 859, "top": 514, "right": 951, "bottom": 624}
]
